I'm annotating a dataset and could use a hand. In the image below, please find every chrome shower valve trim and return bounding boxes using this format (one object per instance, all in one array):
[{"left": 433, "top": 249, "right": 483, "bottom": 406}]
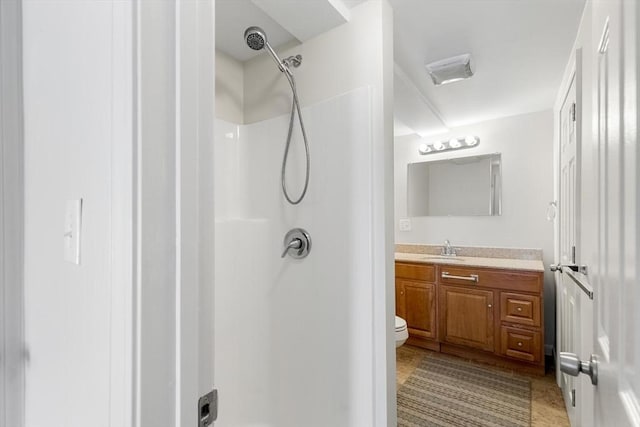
[{"left": 281, "top": 228, "right": 312, "bottom": 259}]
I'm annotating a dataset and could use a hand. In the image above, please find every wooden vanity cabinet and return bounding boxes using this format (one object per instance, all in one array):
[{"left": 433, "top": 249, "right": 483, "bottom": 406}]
[
  {"left": 395, "top": 260, "right": 545, "bottom": 374},
  {"left": 395, "top": 263, "right": 438, "bottom": 348},
  {"left": 438, "top": 264, "right": 544, "bottom": 372}
]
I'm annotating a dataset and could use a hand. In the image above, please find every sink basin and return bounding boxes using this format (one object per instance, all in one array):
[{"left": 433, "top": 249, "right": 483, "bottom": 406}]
[{"left": 422, "top": 256, "right": 466, "bottom": 262}]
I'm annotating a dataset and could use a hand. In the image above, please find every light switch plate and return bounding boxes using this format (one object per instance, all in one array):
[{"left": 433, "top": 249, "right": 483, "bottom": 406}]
[
  {"left": 64, "top": 199, "right": 82, "bottom": 264},
  {"left": 399, "top": 218, "right": 412, "bottom": 231}
]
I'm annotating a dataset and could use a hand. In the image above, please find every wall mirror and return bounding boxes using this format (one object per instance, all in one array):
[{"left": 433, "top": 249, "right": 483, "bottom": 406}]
[{"left": 407, "top": 153, "right": 502, "bottom": 216}]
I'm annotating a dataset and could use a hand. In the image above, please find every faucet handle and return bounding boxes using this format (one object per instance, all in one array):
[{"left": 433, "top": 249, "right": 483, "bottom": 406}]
[
  {"left": 281, "top": 238, "right": 302, "bottom": 258},
  {"left": 281, "top": 228, "right": 312, "bottom": 259}
]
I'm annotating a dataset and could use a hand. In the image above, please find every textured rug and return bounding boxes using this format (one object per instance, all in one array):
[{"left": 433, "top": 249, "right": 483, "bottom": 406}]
[{"left": 397, "top": 353, "right": 531, "bottom": 427}]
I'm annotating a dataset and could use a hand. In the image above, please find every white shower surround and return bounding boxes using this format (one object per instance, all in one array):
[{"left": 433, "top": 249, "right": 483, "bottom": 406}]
[{"left": 214, "top": 87, "right": 375, "bottom": 426}]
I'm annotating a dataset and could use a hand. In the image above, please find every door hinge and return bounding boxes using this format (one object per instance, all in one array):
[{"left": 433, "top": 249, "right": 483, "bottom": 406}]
[
  {"left": 571, "top": 388, "right": 576, "bottom": 407},
  {"left": 571, "top": 245, "right": 576, "bottom": 264},
  {"left": 571, "top": 103, "right": 577, "bottom": 122},
  {"left": 198, "top": 389, "right": 218, "bottom": 426}
]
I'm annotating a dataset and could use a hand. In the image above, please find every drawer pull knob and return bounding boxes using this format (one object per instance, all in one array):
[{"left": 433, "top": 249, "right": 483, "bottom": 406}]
[
  {"left": 517, "top": 307, "right": 523, "bottom": 312},
  {"left": 487, "top": 304, "right": 492, "bottom": 308},
  {"left": 441, "top": 272, "right": 479, "bottom": 283},
  {"left": 517, "top": 342, "right": 523, "bottom": 347}
]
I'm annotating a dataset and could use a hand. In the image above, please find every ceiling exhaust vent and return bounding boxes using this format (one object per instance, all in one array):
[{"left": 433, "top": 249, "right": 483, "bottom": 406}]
[{"left": 425, "top": 54, "right": 474, "bottom": 86}]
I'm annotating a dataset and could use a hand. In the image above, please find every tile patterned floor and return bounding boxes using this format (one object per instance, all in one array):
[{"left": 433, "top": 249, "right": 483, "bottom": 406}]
[{"left": 396, "top": 345, "right": 570, "bottom": 427}]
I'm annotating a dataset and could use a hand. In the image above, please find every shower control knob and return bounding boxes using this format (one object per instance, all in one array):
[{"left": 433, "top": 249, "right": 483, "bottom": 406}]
[{"left": 281, "top": 228, "right": 311, "bottom": 259}]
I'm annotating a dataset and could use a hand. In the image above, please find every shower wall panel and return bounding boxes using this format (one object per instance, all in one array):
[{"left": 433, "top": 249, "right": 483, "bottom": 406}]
[{"left": 214, "top": 87, "right": 374, "bottom": 427}]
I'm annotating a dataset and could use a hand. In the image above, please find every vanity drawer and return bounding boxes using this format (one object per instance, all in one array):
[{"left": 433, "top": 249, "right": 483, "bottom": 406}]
[
  {"left": 500, "top": 293, "right": 541, "bottom": 327},
  {"left": 439, "top": 266, "right": 542, "bottom": 293},
  {"left": 396, "top": 263, "right": 435, "bottom": 282},
  {"left": 500, "top": 326, "right": 542, "bottom": 363}
]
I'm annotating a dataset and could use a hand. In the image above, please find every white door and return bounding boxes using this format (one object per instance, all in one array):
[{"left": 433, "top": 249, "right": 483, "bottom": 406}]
[
  {"left": 558, "top": 72, "right": 582, "bottom": 425},
  {"left": 589, "top": 0, "right": 639, "bottom": 425}
]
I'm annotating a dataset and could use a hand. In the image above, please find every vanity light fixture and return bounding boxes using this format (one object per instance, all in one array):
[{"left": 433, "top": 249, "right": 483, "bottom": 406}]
[{"left": 418, "top": 135, "right": 480, "bottom": 155}]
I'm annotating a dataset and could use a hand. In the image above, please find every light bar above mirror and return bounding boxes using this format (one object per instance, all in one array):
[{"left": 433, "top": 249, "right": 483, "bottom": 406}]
[{"left": 418, "top": 135, "right": 480, "bottom": 155}]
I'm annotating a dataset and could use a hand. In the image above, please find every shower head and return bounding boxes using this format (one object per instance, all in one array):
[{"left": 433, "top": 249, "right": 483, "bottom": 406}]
[
  {"left": 244, "top": 26, "right": 266, "bottom": 51},
  {"left": 244, "top": 26, "right": 287, "bottom": 74}
]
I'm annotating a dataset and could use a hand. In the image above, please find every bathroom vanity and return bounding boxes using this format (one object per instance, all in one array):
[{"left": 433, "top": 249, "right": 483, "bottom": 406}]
[{"left": 395, "top": 247, "right": 545, "bottom": 375}]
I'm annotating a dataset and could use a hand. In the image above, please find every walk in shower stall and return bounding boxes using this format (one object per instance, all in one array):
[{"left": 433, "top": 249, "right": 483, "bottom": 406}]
[{"left": 214, "top": 2, "right": 395, "bottom": 425}]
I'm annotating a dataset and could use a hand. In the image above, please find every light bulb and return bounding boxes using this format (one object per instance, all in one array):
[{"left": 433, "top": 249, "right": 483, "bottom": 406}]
[
  {"left": 450, "top": 138, "right": 462, "bottom": 148},
  {"left": 434, "top": 141, "right": 445, "bottom": 150},
  {"left": 465, "top": 135, "right": 478, "bottom": 146}
]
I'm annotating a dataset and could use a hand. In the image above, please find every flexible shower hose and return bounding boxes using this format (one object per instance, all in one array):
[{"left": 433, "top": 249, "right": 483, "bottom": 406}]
[{"left": 281, "top": 70, "right": 310, "bottom": 205}]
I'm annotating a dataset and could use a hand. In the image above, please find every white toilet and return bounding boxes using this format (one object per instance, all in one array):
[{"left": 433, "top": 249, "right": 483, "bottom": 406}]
[{"left": 395, "top": 316, "right": 409, "bottom": 348}]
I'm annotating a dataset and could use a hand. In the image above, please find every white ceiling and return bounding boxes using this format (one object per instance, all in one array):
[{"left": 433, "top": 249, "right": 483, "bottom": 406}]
[
  {"left": 216, "top": 0, "right": 586, "bottom": 136},
  {"left": 216, "top": 0, "right": 368, "bottom": 62},
  {"left": 390, "top": 0, "right": 586, "bottom": 135},
  {"left": 216, "top": 0, "right": 297, "bottom": 62}
]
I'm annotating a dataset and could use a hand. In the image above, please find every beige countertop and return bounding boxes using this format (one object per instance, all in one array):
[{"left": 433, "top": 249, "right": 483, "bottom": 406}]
[{"left": 395, "top": 252, "right": 545, "bottom": 272}]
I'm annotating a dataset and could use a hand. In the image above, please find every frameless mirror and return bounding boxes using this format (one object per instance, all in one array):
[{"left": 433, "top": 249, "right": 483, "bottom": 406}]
[{"left": 407, "top": 153, "right": 502, "bottom": 216}]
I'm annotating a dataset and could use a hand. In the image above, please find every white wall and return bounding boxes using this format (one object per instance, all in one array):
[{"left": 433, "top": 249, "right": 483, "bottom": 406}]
[
  {"left": 0, "top": 1, "right": 24, "bottom": 426},
  {"left": 21, "top": 2, "right": 215, "bottom": 426},
  {"left": 22, "top": 1, "right": 133, "bottom": 426},
  {"left": 136, "top": 3, "right": 177, "bottom": 424},
  {"left": 243, "top": 1, "right": 393, "bottom": 125},
  {"left": 215, "top": 49, "right": 244, "bottom": 123},
  {"left": 395, "top": 110, "right": 556, "bottom": 349}
]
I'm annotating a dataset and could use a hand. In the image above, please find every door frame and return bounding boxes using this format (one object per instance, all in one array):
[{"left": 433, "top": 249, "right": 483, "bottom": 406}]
[
  {"left": 0, "top": 1, "right": 24, "bottom": 426},
  {"left": 133, "top": 1, "right": 215, "bottom": 425}
]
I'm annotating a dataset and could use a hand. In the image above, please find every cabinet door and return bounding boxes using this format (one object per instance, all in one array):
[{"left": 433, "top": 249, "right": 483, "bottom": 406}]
[
  {"left": 440, "top": 285, "right": 494, "bottom": 352},
  {"left": 395, "top": 280, "right": 406, "bottom": 320},
  {"left": 397, "top": 279, "right": 436, "bottom": 340}
]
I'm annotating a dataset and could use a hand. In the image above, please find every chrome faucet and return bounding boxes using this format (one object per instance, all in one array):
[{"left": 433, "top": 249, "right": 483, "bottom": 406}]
[{"left": 441, "top": 239, "right": 457, "bottom": 256}]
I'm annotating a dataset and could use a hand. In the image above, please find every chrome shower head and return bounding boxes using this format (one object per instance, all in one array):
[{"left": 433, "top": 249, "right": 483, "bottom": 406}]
[
  {"left": 244, "top": 26, "right": 288, "bottom": 74},
  {"left": 244, "top": 26, "right": 266, "bottom": 51}
]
